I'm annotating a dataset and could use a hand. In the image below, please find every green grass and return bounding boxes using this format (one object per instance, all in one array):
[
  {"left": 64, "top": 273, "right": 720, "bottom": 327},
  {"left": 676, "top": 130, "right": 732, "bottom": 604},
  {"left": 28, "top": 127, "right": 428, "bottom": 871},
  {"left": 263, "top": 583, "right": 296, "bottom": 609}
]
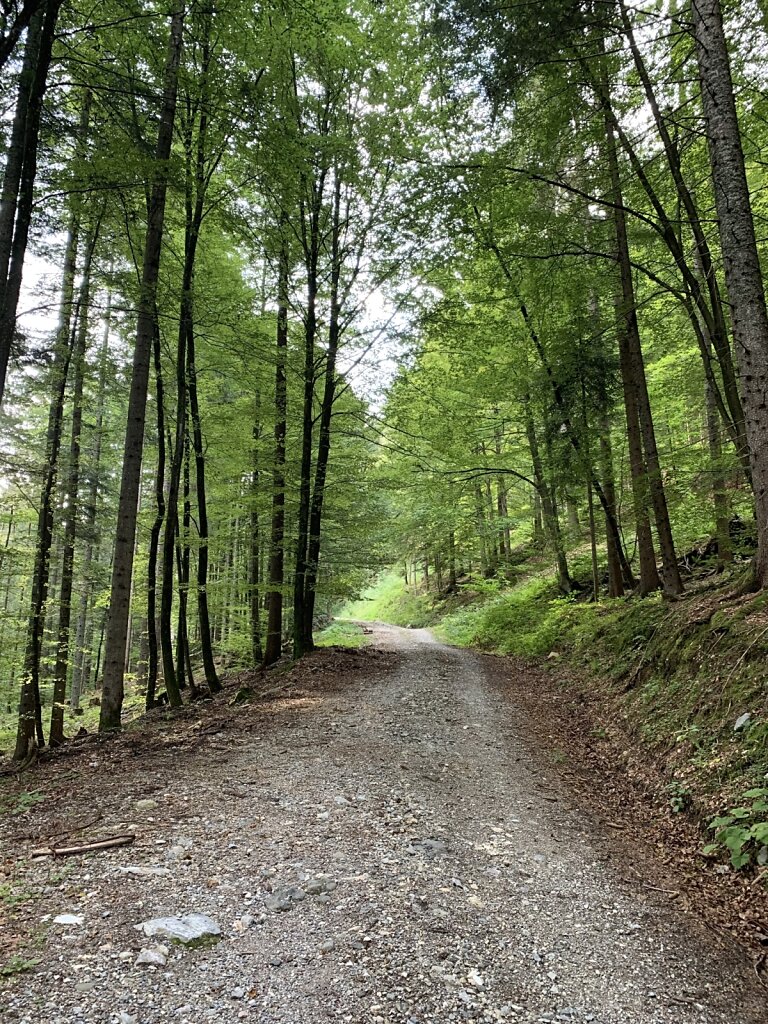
[
  {"left": 342, "top": 571, "right": 433, "bottom": 627},
  {"left": 315, "top": 620, "right": 367, "bottom": 648},
  {"left": 0, "top": 685, "right": 150, "bottom": 756}
]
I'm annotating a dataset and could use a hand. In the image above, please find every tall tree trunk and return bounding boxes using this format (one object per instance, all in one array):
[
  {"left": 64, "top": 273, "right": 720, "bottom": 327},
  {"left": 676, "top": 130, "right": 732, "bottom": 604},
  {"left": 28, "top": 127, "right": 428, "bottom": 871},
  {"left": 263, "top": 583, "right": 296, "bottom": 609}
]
[
  {"left": 525, "top": 402, "right": 571, "bottom": 593},
  {"left": 187, "top": 320, "right": 220, "bottom": 691},
  {"left": 691, "top": 0, "right": 768, "bottom": 587},
  {"left": 0, "top": 0, "right": 60, "bottom": 410},
  {"left": 293, "top": 201, "right": 321, "bottom": 659},
  {"left": 49, "top": 218, "right": 99, "bottom": 746},
  {"left": 13, "top": 220, "right": 79, "bottom": 758},
  {"left": 249, "top": 398, "right": 263, "bottom": 666},
  {"left": 618, "top": 0, "right": 749, "bottom": 474},
  {"left": 263, "top": 234, "right": 289, "bottom": 667},
  {"left": 600, "top": 410, "right": 625, "bottom": 597},
  {"left": 99, "top": 9, "right": 184, "bottom": 731},
  {"left": 602, "top": 106, "right": 665, "bottom": 596},
  {"left": 71, "top": 292, "right": 111, "bottom": 709},
  {"left": 145, "top": 314, "right": 166, "bottom": 709},
  {"left": 302, "top": 178, "right": 343, "bottom": 650},
  {"left": 448, "top": 530, "right": 457, "bottom": 590}
]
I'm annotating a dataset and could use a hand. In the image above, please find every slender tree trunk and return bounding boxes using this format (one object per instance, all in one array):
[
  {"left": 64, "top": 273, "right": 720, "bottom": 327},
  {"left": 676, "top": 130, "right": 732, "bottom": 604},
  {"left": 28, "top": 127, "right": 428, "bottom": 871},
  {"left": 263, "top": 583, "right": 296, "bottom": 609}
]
[
  {"left": 600, "top": 411, "right": 625, "bottom": 597},
  {"left": 187, "top": 321, "right": 220, "bottom": 691},
  {"left": 602, "top": 108, "right": 665, "bottom": 596},
  {"left": 249, "top": 398, "right": 263, "bottom": 665},
  {"left": 532, "top": 489, "right": 545, "bottom": 549},
  {"left": 13, "top": 220, "right": 79, "bottom": 758},
  {"left": 302, "top": 178, "right": 344, "bottom": 650},
  {"left": 145, "top": 315, "right": 165, "bottom": 709},
  {"left": 691, "top": 0, "right": 768, "bottom": 587},
  {"left": 587, "top": 482, "right": 599, "bottom": 602},
  {"left": 525, "top": 402, "right": 571, "bottom": 593},
  {"left": 618, "top": 1, "right": 749, "bottom": 474},
  {"left": 175, "top": 426, "right": 199, "bottom": 697},
  {"left": 71, "top": 290, "right": 110, "bottom": 709},
  {"left": 448, "top": 530, "right": 457, "bottom": 590},
  {"left": 99, "top": 9, "right": 184, "bottom": 731},
  {"left": 264, "top": 234, "right": 289, "bottom": 667},
  {"left": 293, "top": 204, "right": 321, "bottom": 659},
  {"left": 49, "top": 218, "right": 99, "bottom": 746}
]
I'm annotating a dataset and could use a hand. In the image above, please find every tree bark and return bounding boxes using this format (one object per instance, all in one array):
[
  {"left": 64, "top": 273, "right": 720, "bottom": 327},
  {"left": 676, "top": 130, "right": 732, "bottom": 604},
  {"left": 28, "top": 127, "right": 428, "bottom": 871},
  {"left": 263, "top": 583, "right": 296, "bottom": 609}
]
[
  {"left": 524, "top": 401, "right": 571, "bottom": 593},
  {"left": 618, "top": 1, "right": 749, "bottom": 474},
  {"left": 99, "top": 9, "right": 184, "bottom": 731},
  {"left": 263, "top": 234, "right": 289, "bottom": 667},
  {"left": 71, "top": 292, "right": 111, "bottom": 708},
  {"left": 14, "top": 219, "right": 79, "bottom": 758},
  {"left": 691, "top": 0, "right": 768, "bottom": 587},
  {"left": 0, "top": 0, "right": 60, "bottom": 410},
  {"left": 302, "top": 178, "right": 343, "bottom": 649},
  {"left": 249, "top": 397, "right": 263, "bottom": 665},
  {"left": 293, "top": 195, "right": 321, "bottom": 659},
  {"left": 145, "top": 314, "right": 166, "bottom": 709},
  {"left": 49, "top": 217, "right": 99, "bottom": 746}
]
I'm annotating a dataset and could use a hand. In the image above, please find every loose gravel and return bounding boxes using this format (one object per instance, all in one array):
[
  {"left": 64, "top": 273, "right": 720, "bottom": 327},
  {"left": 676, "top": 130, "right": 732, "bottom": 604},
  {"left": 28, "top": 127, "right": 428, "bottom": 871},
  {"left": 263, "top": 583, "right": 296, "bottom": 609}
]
[{"left": 2, "top": 623, "right": 764, "bottom": 1023}]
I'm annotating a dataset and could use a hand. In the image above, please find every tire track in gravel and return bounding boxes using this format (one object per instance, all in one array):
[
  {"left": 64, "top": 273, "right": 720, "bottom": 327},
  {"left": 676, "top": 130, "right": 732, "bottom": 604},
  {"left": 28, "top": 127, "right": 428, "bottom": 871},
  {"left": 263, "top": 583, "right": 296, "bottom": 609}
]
[{"left": 3, "top": 623, "right": 765, "bottom": 1024}]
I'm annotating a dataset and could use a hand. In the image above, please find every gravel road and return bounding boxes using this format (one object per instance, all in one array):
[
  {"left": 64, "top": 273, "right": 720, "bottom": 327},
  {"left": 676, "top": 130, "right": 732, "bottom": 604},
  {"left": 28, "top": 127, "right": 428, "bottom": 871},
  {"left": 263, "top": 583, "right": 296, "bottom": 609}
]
[{"left": 2, "top": 623, "right": 765, "bottom": 1024}]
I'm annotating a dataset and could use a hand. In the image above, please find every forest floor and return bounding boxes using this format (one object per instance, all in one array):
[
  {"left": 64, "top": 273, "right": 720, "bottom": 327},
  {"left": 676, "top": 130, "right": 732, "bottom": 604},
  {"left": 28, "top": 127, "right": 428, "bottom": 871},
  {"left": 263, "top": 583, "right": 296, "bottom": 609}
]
[{"left": 1, "top": 623, "right": 767, "bottom": 1024}]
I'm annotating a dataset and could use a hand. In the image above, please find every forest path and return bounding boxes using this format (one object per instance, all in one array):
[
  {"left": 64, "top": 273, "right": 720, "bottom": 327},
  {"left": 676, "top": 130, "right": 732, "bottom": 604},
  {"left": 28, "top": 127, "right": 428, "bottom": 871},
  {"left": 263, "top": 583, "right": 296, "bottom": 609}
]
[{"left": 3, "top": 623, "right": 765, "bottom": 1024}]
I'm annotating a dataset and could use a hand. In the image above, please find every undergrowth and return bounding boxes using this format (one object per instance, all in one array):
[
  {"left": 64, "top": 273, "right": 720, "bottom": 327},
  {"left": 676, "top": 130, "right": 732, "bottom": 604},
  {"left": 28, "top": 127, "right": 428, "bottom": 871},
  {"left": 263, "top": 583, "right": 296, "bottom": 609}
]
[{"left": 315, "top": 620, "right": 367, "bottom": 648}]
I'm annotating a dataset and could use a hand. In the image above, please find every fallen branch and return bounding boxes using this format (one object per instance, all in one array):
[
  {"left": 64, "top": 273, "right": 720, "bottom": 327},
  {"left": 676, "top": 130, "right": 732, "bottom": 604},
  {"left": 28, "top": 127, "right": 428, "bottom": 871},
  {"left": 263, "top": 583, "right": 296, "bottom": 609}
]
[{"left": 30, "top": 833, "right": 135, "bottom": 859}]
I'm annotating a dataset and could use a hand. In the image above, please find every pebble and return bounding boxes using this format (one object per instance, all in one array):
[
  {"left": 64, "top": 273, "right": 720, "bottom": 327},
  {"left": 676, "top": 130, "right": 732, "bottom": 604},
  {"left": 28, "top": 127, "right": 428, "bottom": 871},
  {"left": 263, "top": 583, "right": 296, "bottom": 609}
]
[{"left": 136, "top": 943, "right": 170, "bottom": 966}]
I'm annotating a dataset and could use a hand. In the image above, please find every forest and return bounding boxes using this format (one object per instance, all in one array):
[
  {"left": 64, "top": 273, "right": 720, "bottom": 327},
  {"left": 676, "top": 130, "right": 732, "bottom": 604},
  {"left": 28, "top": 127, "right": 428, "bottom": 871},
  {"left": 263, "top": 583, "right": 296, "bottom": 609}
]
[{"left": 1, "top": 0, "right": 768, "bottom": 773}]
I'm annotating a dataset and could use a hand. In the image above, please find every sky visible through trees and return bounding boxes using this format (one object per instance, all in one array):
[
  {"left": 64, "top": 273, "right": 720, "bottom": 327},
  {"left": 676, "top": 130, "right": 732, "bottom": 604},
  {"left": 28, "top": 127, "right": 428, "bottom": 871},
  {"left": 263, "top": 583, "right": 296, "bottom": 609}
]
[{"left": 1, "top": 0, "right": 768, "bottom": 758}]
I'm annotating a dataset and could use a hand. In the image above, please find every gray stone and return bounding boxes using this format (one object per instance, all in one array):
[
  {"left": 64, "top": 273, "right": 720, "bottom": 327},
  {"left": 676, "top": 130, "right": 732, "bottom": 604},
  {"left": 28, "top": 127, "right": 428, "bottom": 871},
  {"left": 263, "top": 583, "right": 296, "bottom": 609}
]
[
  {"left": 136, "top": 944, "right": 169, "bottom": 966},
  {"left": 136, "top": 913, "right": 221, "bottom": 944},
  {"left": 265, "top": 886, "right": 306, "bottom": 912},
  {"left": 304, "top": 875, "right": 337, "bottom": 896},
  {"left": 52, "top": 913, "right": 84, "bottom": 926},
  {"left": 734, "top": 712, "right": 752, "bottom": 732}
]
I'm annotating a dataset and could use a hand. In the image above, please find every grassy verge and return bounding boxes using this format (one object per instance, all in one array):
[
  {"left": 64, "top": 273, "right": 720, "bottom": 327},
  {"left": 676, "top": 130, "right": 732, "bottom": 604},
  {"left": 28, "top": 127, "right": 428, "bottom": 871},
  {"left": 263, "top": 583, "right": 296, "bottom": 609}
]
[{"left": 315, "top": 620, "right": 368, "bottom": 648}]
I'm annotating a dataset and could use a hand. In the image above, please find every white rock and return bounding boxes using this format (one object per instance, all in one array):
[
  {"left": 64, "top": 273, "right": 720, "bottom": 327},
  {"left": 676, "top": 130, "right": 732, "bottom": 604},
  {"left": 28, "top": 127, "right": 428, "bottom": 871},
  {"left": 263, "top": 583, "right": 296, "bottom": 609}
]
[
  {"left": 53, "top": 913, "right": 84, "bottom": 926},
  {"left": 136, "top": 945, "right": 168, "bottom": 966},
  {"left": 734, "top": 712, "right": 752, "bottom": 732},
  {"left": 136, "top": 913, "right": 221, "bottom": 944}
]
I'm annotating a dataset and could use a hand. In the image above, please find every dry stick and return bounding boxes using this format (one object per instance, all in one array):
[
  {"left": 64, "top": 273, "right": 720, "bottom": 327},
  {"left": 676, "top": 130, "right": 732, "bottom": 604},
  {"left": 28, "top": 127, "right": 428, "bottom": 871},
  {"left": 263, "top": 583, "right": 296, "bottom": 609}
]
[{"left": 30, "top": 833, "right": 135, "bottom": 859}]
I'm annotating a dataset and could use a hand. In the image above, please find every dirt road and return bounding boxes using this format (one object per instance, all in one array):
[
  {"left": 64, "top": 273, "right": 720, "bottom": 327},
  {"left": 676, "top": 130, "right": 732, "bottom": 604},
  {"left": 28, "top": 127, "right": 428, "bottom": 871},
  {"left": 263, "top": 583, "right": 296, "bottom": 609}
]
[{"left": 2, "top": 624, "right": 764, "bottom": 1023}]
